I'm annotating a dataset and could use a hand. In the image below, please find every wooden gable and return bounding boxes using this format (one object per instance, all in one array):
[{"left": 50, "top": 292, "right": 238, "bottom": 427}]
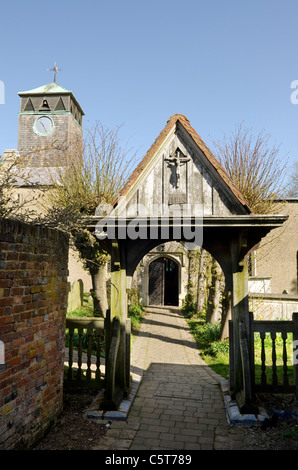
[{"left": 114, "top": 114, "right": 250, "bottom": 217}]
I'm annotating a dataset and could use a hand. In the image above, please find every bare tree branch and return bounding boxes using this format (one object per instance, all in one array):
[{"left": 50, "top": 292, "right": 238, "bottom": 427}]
[
  {"left": 287, "top": 161, "right": 298, "bottom": 197},
  {"left": 39, "top": 122, "right": 138, "bottom": 316},
  {"left": 212, "top": 122, "right": 288, "bottom": 213},
  {"left": 0, "top": 151, "right": 47, "bottom": 222}
]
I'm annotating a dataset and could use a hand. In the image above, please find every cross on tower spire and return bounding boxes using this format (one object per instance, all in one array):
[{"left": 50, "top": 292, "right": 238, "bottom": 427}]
[{"left": 47, "top": 62, "right": 61, "bottom": 83}]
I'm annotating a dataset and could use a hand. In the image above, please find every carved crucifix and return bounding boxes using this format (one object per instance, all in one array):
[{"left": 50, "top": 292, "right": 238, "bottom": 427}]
[{"left": 165, "top": 149, "right": 190, "bottom": 188}]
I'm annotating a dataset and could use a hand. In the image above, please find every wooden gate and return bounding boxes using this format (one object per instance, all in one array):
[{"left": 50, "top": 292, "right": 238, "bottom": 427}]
[{"left": 229, "top": 312, "right": 298, "bottom": 399}]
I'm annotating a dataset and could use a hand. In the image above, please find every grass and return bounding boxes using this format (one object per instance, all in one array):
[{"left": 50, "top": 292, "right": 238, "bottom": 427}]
[
  {"left": 186, "top": 316, "right": 295, "bottom": 385},
  {"left": 187, "top": 319, "right": 230, "bottom": 379},
  {"left": 66, "top": 293, "right": 94, "bottom": 318},
  {"left": 253, "top": 332, "right": 294, "bottom": 385}
]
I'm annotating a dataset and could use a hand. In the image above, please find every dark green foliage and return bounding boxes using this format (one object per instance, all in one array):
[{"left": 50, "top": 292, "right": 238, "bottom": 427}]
[
  {"left": 128, "top": 288, "right": 145, "bottom": 331},
  {"left": 188, "top": 321, "right": 229, "bottom": 357},
  {"left": 181, "top": 294, "right": 197, "bottom": 318},
  {"left": 65, "top": 330, "right": 106, "bottom": 357}
]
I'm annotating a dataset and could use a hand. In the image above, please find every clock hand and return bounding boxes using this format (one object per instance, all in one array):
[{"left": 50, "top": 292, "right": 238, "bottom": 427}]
[{"left": 41, "top": 122, "right": 47, "bottom": 132}]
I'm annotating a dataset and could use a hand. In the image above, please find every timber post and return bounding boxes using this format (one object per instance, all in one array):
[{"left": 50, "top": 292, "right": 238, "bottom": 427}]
[
  {"left": 229, "top": 231, "right": 257, "bottom": 413},
  {"left": 101, "top": 240, "right": 131, "bottom": 409}
]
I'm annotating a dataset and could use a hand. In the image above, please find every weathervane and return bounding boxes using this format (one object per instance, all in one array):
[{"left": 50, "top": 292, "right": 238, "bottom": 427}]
[{"left": 47, "top": 62, "right": 61, "bottom": 83}]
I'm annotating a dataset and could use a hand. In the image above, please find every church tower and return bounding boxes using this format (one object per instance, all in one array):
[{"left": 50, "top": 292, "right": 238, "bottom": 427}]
[
  {"left": 17, "top": 82, "right": 84, "bottom": 169},
  {"left": 2, "top": 79, "right": 91, "bottom": 293}
]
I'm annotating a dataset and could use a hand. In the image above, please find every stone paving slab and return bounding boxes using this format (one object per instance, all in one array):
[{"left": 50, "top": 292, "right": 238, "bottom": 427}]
[{"left": 90, "top": 307, "right": 258, "bottom": 450}]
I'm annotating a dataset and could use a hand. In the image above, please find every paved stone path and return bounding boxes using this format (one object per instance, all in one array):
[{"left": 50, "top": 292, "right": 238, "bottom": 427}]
[{"left": 94, "top": 307, "right": 249, "bottom": 450}]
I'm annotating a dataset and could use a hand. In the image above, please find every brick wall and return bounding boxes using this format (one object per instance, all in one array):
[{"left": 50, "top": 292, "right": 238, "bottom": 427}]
[{"left": 0, "top": 219, "right": 69, "bottom": 449}]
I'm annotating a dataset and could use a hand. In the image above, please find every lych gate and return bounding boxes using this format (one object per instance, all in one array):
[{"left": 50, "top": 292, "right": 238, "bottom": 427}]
[{"left": 87, "top": 114, "right": 287, "bottom": 414}]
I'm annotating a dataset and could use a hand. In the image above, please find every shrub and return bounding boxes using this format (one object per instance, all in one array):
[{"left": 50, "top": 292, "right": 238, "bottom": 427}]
[
  {"left": 190, "top": 322, "right": 228, "bottom": 357},
  {"left": 127, "top": 288, "right": 145, "bottom": 331},
  {"left": 182, "top": 294, "right": 205, "bottom": 319}
]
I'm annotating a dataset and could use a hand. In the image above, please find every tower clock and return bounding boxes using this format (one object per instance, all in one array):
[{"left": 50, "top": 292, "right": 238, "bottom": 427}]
[{"left": 17, "top": 82, "right": 84, "bottom": 169}]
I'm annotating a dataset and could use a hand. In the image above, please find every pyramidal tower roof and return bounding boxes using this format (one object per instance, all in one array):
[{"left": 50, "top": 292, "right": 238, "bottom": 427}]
[
  {"left": 18, "top": 82, "right": 84, "bottom": 115},
  {"left": 18, "top": 82, "right": 72, "bottom": 95}
]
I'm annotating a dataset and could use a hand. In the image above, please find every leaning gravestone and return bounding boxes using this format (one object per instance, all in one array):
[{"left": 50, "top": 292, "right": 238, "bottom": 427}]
[{"left": 67, "top": 279, "right": 84, "bottom": 313}]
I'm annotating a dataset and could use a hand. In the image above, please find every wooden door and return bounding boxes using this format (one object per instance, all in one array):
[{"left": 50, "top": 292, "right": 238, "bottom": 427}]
[{"left": 149, "top": 258, "right": 164, "bottom": 305}]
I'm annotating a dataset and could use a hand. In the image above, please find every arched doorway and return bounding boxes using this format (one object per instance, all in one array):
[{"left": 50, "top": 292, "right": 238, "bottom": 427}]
[{"left": 149, "top": 257, "right": 179, "bottom": 306}]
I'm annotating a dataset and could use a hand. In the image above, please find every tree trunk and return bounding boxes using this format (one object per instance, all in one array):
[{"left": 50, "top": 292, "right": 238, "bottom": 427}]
[
  {"left": 220, "top": 290, "right": 232, "bottom": 340},
  {"left": 196, "top": 248, "right": 208, "bottom": 315},
  {"left": 91, "top": 262, "right": 108, "bottom": 317},
  {"left": 206, "top": 259, "right": 221, "bottom": 323},
  {"left": 187, "top": 250, "right": 199, "bottom": 304}
]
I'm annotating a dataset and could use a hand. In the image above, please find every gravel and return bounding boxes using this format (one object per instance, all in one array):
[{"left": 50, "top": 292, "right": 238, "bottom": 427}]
[
  {"left": 32, "top": 388, "right": 108, "bottom": 451},
  {"left": 243, "top": 393, "right": 298, "bottom": 450}
]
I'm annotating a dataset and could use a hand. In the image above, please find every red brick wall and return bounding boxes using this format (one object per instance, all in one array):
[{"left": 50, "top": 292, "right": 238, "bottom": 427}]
[{"left": 0, "top": 219, "right": 69, "bottom": 449}]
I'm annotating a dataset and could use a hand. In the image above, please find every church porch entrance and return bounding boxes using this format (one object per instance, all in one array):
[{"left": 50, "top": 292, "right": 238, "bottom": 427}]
[{"left": 148, "top": 257, "right": 179, "bottom": 306}]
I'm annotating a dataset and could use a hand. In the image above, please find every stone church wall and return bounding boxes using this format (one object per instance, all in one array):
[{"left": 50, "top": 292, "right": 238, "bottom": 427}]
[
  {"left": 253, "top": 200, "right": 298, "bottom": 295},
  {"left": 0, "top": 219, "right": 68, "bottom": 449},
  {"left": 133, "top": 241, "right": 188, "bottom": 307}
]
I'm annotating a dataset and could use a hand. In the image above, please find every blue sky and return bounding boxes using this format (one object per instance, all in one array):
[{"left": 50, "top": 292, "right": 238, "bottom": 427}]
[{"left": 1, "top": 0, "right": 298, "bottom": 178}]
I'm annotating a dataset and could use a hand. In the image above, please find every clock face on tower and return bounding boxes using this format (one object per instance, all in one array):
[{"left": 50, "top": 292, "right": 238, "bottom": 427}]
[{"left": 33, "top": 115, "right": 54, "bottom": 136}]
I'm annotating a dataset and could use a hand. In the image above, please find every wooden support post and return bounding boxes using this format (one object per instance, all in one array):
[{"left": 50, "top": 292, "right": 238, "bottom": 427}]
[
  {"left": 101, "top": 240, "right": 130, "bottom": 409},
  {"left": 230, "top": 231, "right": 257, "bottom": 413}
]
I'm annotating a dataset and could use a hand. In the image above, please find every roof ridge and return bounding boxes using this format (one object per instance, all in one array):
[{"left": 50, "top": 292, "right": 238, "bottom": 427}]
[{"left": 174, "top": 115, "right": 249, "bottom": 209}]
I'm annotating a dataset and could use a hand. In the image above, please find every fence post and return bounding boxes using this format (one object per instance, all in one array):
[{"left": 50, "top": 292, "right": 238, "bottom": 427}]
[
  {"left": 101, "top": 316, "right": 121, "bottom": 410},
  {"left": 293, "top": 312, "right": 298, "bottom": 401},
  {"left": 126, "top": 318, "right": 131, "bottom": 389},
  {"left": 249, "top": 311, "right": 255, "bottom": 390},
  {"left": 229, "top": 320, "right": 234, "bottom": 395}
]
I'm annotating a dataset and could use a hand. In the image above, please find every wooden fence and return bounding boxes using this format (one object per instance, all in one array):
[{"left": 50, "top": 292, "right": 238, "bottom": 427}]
[
  {"left": 252, "top": 312, "right": 298, "bottom": 396},
  {"left": 230, "top": 312, "right": 298, "bottom": 400},
  {"left": 65, "top": 315, "right": 131, "bottom": 407},
  {"left": 65, "top": 317, "right": 105, "bottom": 386}
]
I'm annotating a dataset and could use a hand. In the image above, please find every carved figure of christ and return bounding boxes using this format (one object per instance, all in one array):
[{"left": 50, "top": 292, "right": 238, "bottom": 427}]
[{"left": 165, "top": 149, "right": 190, "bottom": 188}]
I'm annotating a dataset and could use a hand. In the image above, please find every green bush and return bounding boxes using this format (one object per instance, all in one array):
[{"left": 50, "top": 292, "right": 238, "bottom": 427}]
[
  {"left": 129, "top": 303, "right": 145, "bottom": 331},
  {"left": 65, "top": 329, "right": 105, "bottom": 356},
  {"left": 189, "top": 322, "right": 228, "bottom": 357},
  {"left": 181, "top": 300, "right": 197, "bottom": 318}
]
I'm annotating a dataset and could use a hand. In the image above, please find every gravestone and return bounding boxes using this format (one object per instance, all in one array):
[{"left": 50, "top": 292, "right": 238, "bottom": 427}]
[{"left": 67, "top": 279, "right": 84, "bottom": 313}]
